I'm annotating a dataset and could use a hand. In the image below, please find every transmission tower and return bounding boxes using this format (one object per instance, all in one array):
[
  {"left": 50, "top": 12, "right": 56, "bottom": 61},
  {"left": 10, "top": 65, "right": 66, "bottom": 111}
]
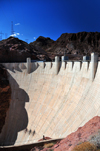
[
  {"left": 11, "top": 21, "right": 14, "bottom": 35},
  {"left": 0, "top": 31, "right": 4, "bottom": 41},
  {"left": 5, "top": 33, "right": 7, "bottom": 39},
  {"left": 25, "top": 39, "right": 28, "bottom": 43}
]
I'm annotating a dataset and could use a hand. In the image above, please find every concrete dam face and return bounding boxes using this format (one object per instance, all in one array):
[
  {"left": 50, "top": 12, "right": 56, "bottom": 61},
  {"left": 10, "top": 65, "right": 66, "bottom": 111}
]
[{"left": 0, "top": 54, "right": 100, "bottom": 146}]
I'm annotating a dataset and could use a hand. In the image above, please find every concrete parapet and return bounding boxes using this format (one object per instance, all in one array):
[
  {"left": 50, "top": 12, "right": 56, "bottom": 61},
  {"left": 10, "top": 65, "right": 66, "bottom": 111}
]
[
  {"left": 73, "top": 61, "right": 82, "bottom": 72},
  {"left": 27, "top": 58, "right": 31, "bottom": 73},
  {"left": 19, "top": 63, "right": 26, "bottom": 70},
  {"left": 55, "top": 56, "right": 60, "bottom": 74},
  {"left": 3, "top": 63, "right": 15, "bottom": 71},
  {"left": 81, "top": 61, "right": 89, "bottom": 71},
  {"left": 31, "top": 62, "right": 38, "bottom": 72},
  {"left": 62, "top": 56, "right": 65, "bottom": 62},
  {"left": 67, "top": 61, "right": 73, "bottom": 72},
  {"left": 49, "top": 62, "right": 52, "bottom": 69},
  {"left": 62, "top": 62, "right": 66, "bottom": 70},
  {"left": 42, "top": 62, "right": 45, "bottom": 69},
  {"left": 91, "top": 53, "right": 98, "bottom": 81},
  {"left": 45, "top": 62, "right": 52, "bottom": 69},
  {"left": 14, "top": 63, "right": 19, "bottom": 70}
]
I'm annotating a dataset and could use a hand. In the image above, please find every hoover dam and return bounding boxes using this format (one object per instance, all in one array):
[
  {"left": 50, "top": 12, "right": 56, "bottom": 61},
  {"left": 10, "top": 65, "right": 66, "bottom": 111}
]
[{"left": 0, "top": 53, "right": 100, "bottom": 147}]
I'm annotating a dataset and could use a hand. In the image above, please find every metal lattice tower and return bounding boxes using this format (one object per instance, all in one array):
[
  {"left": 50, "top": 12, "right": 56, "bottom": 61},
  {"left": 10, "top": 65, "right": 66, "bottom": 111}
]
[
  {"left": 5, "top": 33, "right": 7, "bottom": 39},
  {"left": 25, "top": 39, "right": 28, "bottom": 43},
  {"left": 11, "top": 21, "right": 14, "bottom": 35},
  {"left": 0, "top": 31, "right": 4, "bottom": 41}
]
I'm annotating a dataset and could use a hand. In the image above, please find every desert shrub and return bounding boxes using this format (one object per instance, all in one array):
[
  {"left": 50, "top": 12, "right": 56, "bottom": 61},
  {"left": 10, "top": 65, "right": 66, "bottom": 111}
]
[
  {"left": 44, "top": 142, "right": 55, "bottom": 148},
  {"left": 89, "top": 132, "right": 100, "bottom": 148},
  {"left": 72, "top": 141, "right": 97, "bottom": 151}
]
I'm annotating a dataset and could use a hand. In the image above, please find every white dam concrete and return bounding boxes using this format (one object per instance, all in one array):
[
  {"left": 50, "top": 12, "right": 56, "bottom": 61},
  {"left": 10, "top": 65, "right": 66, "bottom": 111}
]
[{"left": 0, "top": 54, "right": 100, "bottom": 146}]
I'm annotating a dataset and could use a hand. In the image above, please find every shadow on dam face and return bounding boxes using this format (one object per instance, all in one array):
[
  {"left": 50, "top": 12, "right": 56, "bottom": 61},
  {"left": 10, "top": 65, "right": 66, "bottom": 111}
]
[
  {"left": 0, "top": 72, "right": 29, "bottom": 146},
  {"left": 1, "top": 59, "right": 100, "bottom": 147},
  {"left": 0, "top": 62, "right": 38, "bottom": 146}
]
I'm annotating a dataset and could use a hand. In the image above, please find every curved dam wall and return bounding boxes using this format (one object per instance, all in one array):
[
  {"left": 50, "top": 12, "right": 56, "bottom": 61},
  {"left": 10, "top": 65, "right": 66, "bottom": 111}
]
[{"left": 0, "top": 53, "right": 100, "bottom": 146}]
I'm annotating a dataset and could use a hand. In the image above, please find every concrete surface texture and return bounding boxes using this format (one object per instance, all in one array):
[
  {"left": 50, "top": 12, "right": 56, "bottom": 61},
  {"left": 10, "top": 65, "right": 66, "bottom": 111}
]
[{"left": 0, "top": 53, "right": 100, "bottom": 146}]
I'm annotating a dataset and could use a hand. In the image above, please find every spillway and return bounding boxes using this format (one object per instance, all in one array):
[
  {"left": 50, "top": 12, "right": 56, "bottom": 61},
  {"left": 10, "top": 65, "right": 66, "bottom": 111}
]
[{"left": 0, "top": 53, "right": 100, "bottom": 146}]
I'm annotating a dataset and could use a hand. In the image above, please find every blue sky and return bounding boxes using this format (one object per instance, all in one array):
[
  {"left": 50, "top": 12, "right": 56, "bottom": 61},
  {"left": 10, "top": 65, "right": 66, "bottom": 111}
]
[{"left": 0, "top": 0, "right": 100, "bottom": 43}]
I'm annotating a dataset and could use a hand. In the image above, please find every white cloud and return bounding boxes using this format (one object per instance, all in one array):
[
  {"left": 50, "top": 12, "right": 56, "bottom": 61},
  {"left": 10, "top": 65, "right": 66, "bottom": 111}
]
[
  {"left": 17, "top": 33, "right": 20, "bottom": 35},
  {"left": 10, "top": 32, "right": 20, "bottom": 37},
  {"left": 33, "top": 37, "right": 36, "bottom": 40},
  {"left": 15, "top": 23, "right": 20, "bottom": 26},
  {"left": 10, "top": 33, "right": 17, "bottom": 37}
]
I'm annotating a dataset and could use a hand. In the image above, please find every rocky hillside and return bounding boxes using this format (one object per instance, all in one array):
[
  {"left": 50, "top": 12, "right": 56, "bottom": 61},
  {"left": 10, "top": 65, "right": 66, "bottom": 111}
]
[
  {"left": 1, "top": 32, "right": 100, "bottom": 62},
  {"left": 30, "top": 32, "right": 100, "bottom": 60},
  {"left": 52, "top": 116, "right": 100, "bottom": 151},
  {"left": 30, "top": 116, "right": 100, "bottom": 151},
  {"left": 0, "top": 37, "right": 50, "bottom": 62},
  {"left": 30, "top": 36, "right": 55, "bottom": 51},
  {"left": 53, "top": 32, "right": 100, "bottom": 55}
]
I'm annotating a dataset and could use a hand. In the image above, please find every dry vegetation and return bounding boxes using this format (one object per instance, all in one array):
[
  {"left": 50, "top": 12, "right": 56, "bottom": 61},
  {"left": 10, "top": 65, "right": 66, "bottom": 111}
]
[
  {"left": 44, "top": 142, "right": 55, "bottom": 148},
  {"left": 72, "top": 142, "right": 97, "bottom": 151}
]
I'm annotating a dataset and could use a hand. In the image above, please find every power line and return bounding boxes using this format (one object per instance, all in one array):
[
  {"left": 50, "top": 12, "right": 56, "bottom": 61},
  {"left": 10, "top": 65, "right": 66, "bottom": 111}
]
[
  {"left": 11, "top": 21, "right": 14, "bottom": 35},
  {"left": 5, "top": 33, "right": 8, "bottom": 39},
  {"left": 25, "top": 39, "right": 28, "bottom": 43},
  {"left": 0, "top": 31, "right": 4, "bottom": 40}
]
